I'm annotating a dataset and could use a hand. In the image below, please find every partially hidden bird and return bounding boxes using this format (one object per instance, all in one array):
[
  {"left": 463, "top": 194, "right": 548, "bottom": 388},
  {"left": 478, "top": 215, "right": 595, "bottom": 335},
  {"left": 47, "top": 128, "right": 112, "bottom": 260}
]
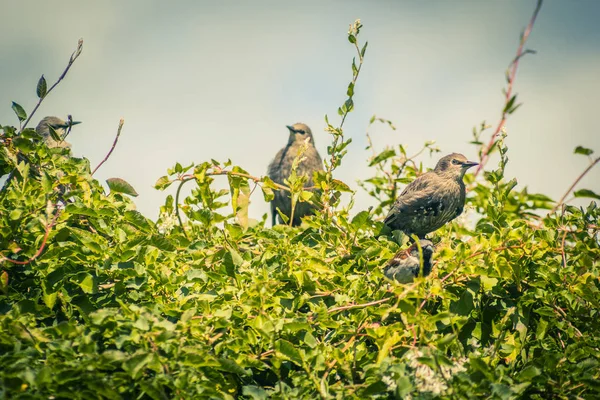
[
  {"left": 267, "top": 123, "right": 324, "bottom": 226},
  {"left": 35, "top": 116, "right": 81, "bottom": 149},
  {"left": 383, "top": 239, "right": 434, "bottom": 283},
  {"left": 384, "top": 153, "right": 478, "bottom": 239}
]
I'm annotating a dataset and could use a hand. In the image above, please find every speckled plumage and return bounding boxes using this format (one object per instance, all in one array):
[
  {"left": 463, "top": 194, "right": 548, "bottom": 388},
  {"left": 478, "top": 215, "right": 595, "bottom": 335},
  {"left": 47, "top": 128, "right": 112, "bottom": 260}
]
[
  {"left": 383, "top": 239, "right": 434, "bottom": 283},
  {"left": 267, "top": 123, "right": 323, "bottom": 226},
  {"left": 36, "top": 116, "right": 79, "bottom": 149},
  {"left": 384, "top": 153, "right": 478, "bottom": 238}
]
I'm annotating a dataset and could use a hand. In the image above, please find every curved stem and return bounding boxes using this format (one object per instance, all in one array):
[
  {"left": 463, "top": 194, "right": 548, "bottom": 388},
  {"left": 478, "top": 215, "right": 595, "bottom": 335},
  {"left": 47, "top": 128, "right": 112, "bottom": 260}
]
[
  {"left": 550, "top": 156, "right": 600, "bottom": 214},
  {"left": 92, "top": 118, "right": 124, "bottom": 176},
  {"left": 21, "top": 39, "right": 84, "bottom": 132},
  {"left": 175, "top": 177, "right": 194, "bottom": 240},
  {"left": 0, "top": 208, "right": 61, "bottom": 265},
  {"left": 473, "top": 0, "right": 542, "bottom": 178}
]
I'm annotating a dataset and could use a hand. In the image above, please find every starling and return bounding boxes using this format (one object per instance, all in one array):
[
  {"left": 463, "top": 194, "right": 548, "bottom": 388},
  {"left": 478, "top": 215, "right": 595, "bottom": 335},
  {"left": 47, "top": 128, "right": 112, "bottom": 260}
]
[
  {"left": 384, "top": 153, "right": 478, "bottom": 238},
  {"left": 267, "top": 123, "right": 324, "bottom": 226},
  {"left": 36, "top": 116, "right": 80, "bottom": 149},
  {"left": 383, "top": 239, "right": 434, "bottom": 283}
]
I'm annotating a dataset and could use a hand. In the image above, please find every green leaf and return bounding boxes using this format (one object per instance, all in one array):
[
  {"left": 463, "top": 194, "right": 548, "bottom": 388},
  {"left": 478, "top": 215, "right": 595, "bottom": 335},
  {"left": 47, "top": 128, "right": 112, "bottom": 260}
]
[
  {"left": 351, "top": 210, "right": 370, "bottom": 228},
  {"left": 124, "top": 210, "right": 153, "bottom": 232},
  {"left": 242, "top": 386, "right": 268, "bottom": 400},
  {"left": 261, "top": 185, "right": 274, "bottom": 202},
  {"left": 574, "top": 146, "right": 594, "bottom": 156},
  {"left": 12, "top": 137, "right": 34, "bottom": 153},
  {"left": 344, "top": 98, "right": 354, "bottom": 113},
  {"left": 11, "top": 101, "right": 27, "bottom": 122},
  {"left": 48, "top": 125, "right": 62, "bottom": 141},
  {"left": 106, "top": 177, "right": 139, "bottom": 197},
  {"left": 36, "top": 75, "right": 47, "bottom": 98},
  {"left": 123, "top": 352, "right": 153, "bottom": 379},
  {"left": 276, "top": 339, "right": 303, "bottom": 366},
  {"left": 74, "top": 273, "right": 96, "bottom": 294},
  {"left": 369, "top": 149, "right": 396, "bottom": 166},
  {"left": 503, "top": 95, "right": 517, "bottom": 114},
  {"left": 361, "top": 41, "right": 368, "bottom": 57},
  {"left": 518, "top": 365, "right": 541, "bottom": 381},
  {"left": 148, "top": 234, "right": 176, "bottom": 251},
  {"left": 504, "top": 178, "right": 518, "bottom": 197},
  {"left": 228, "top": 167, "right": 251, "bottom": 229},
  {"left": 154, "top": 175, "right": 172, "bottom": 190},
  {"left": 347, "top": 82, "right": 354, "bottom": 97},
  {"left": 217, "top": 358, "right": 249, "bottom": 376},
  {"left": 331, "top": 179, "right": 352, "bottom": 192},
  {"left": 574, "top": 189, "right": 600, "bottom": 200}
]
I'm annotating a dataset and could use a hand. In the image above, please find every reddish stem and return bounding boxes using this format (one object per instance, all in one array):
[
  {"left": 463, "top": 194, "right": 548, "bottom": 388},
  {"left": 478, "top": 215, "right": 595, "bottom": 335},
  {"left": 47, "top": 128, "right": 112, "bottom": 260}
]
[
  {"left": 473, "top": 0, "right": 542, "bottom": 178},
  {"left": 0, "top": 210, "right": 61, "bottom": 265}
]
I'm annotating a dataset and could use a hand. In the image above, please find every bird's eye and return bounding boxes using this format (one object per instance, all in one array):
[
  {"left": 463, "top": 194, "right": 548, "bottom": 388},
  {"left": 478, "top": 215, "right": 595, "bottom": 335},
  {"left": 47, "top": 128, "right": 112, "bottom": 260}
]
[
  {"left": 297, "top": 130, "right": 305, "bottom": 134},
  {"left": 451, "top": 159, "right": 460, "bottom": 165}
]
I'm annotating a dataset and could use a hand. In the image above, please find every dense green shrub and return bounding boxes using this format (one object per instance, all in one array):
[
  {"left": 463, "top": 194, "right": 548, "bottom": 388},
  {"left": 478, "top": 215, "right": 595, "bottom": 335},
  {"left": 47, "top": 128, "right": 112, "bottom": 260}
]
[{"left": 1, "top": 16, "right": 599, "bottom": 400}]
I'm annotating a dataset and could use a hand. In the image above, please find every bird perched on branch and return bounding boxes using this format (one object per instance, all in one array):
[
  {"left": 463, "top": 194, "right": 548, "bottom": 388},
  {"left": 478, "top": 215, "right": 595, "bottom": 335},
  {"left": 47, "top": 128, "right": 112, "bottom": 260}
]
[
  {"left": 267, "top": 123, "right": 323, "bottom": 226},
  {"left": 383, "top": 239, "right": 434, "bottom": 283},
  {"left": 36, "top": 116, "right": 80, "bottom": 149},
  {"left": 384, "top": 153, "right": 478, "bottom": 238}
]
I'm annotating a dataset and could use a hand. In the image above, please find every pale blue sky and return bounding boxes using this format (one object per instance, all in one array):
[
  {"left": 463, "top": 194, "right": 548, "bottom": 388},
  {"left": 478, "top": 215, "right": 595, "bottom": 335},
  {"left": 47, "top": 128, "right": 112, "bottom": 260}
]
[{"left": 1, "top": 1, "right": 599, "bottom": 220}]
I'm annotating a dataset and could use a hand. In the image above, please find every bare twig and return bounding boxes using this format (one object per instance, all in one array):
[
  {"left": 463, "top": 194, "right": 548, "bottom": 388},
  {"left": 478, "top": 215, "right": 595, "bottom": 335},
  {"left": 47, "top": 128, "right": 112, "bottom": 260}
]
[
  {"left": 175, "top": 178, "right": 193, "bottom": 240},
  {"left": 327, "top": 297, "right": 391, "bottom": 314},
  {"left": 560, "top": 230, "right": 568, "bottom": 269},
  {"left": 473, "top": 1, "right": 542, "bottom": 177},
  {"left": 21, "top": 39, "right": 84, "bottom": 132},
  {"left": 550, "top": 156, "right": 600, "bottom": 214},
  {"left": 92, "top": 118, "right": 125, "bottom": 176}
]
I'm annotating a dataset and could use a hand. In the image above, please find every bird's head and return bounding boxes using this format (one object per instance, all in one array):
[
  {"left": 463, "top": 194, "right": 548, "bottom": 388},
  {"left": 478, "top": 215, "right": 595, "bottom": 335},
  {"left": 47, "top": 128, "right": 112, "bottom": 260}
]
[
  {"left": 286, "top": 123, "right": 314, "bottom": 145},
  {"left": 36, "top": 116, "right": 81, "bottom": 149},
  {"left": 433, "top": 153, "right": 478, "bottom": 180},
  {"left": 408, "top": 239, "right": 434, "bottom": 259}
]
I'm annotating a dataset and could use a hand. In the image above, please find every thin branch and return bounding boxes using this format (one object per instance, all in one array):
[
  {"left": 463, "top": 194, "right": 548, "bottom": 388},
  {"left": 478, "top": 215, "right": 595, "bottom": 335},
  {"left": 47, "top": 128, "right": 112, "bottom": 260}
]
[
  {"left": 92, "top": 118, "right": 125, "bottom": 176},
  {"left": 175, "top": 178, "right": 193, "bottom": 241},
  {"left": 473, "top": 0, "right": 542, "bottom": 178},
  {"left": 176, "top": 170, "right": 293, "bottom": 192},
  {"left": 560, "top": 230, "right": 568, "bottom": 269},
  {"left": 21, "top": 39, "right": 84, "bottom": 132},
  {"left": 0, "top": 209, "right": 61, "bottom": 265},
  {"left": 326, "top": 26, "right": 366, "bottom": 175},
  {"left": 550, "top": 156, "right": 600, "bottom": 214},
  {"left": 327, "top": 297, "right": 391, "bottom": 314}
]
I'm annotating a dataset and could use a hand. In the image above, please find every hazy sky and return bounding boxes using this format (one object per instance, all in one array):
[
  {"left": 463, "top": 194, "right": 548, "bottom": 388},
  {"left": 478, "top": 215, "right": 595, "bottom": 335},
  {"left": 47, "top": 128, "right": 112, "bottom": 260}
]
[{"left": 1, "top": 1, "right": 599, "bottom": 220}]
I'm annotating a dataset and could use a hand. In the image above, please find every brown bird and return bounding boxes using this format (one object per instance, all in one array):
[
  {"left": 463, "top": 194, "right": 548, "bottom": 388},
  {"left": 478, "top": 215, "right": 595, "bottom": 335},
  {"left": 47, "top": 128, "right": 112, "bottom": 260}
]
[
  {"left": 36, "top": 116, "right": 80, "bottom": 149},
  {"left": 383, "top": 239, "right": 434, "bottom": 283},
  {"left": 384, "top": 153, "right": 478, "bottom": 238},
  {"left": 267, "top": 123, "right": 323, "bottom": 226}
]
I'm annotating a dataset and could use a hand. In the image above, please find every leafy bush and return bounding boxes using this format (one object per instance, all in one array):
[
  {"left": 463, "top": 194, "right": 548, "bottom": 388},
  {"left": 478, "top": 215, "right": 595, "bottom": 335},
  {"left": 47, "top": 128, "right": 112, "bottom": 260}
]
[{"left": 1, "top": 13, "right": 599, "bottom": 400}]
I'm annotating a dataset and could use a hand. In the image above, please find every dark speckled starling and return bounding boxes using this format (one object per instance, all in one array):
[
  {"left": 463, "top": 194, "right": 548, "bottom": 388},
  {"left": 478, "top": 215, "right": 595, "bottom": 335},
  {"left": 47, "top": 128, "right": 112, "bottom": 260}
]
[
  {"left": 36, "top": 116, "right": 81, "bottom": 149},
  {"left": 383, "top": 239, "right": 434, "bottom": 283},
  {"left": 267, "top": 123, "right": 324, "bottom": 226},
  {"left": 384, "top": 153, "right": 478, "bottom": 238}
]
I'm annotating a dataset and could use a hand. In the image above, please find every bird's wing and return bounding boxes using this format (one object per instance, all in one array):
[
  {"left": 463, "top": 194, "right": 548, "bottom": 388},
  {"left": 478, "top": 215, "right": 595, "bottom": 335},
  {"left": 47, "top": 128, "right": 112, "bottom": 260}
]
[
  {"left": 267, "top": 148, "right": 287, "bottom": 179},
  {"left": 384, "top": 174, "right": 439, "bottom": 226}
]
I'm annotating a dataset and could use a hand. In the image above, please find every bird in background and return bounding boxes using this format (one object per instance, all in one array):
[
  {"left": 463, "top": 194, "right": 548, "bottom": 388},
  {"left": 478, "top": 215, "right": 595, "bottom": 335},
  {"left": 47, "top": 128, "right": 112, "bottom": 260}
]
[
  {"left": 35, "top": 116, "right": 80, "bottom": 149},
  {"left": 384, "top": 153, "right": 478, "bottom": 239},
  {"left": 383, "top": 239, "right": 434, "bottom": 283},
  {"left": 267, "top": 123, "right": 324, "bottom": 226}
]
